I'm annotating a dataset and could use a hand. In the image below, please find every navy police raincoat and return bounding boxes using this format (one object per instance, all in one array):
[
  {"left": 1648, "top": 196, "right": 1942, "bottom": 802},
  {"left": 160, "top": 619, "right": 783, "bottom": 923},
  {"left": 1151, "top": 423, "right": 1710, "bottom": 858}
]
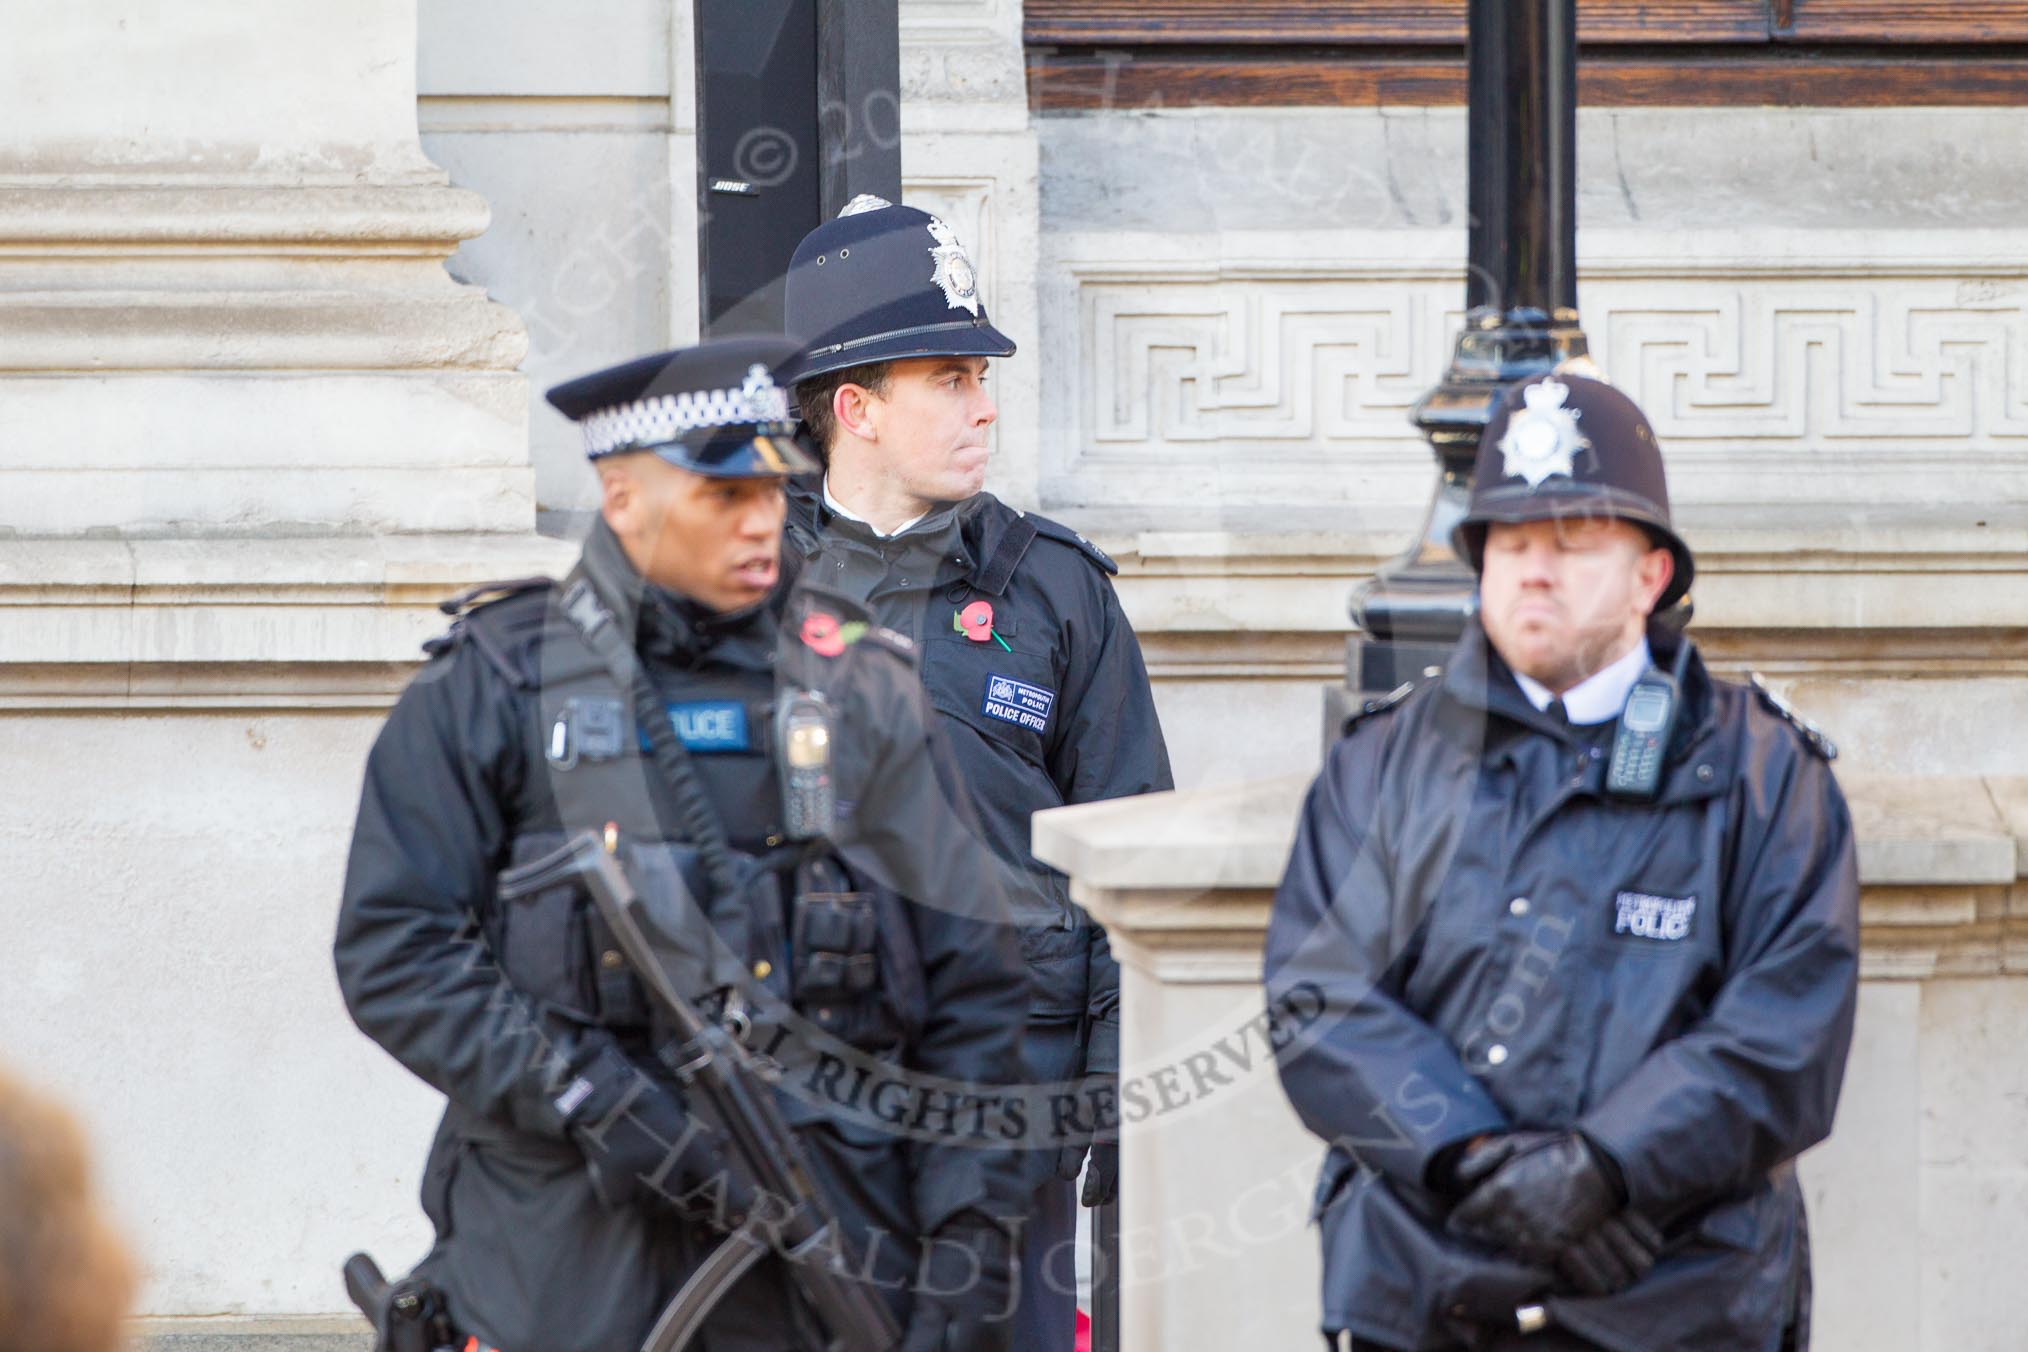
[{"left": 1265, "top": 620, "right": 1859, "bottom": 1352}]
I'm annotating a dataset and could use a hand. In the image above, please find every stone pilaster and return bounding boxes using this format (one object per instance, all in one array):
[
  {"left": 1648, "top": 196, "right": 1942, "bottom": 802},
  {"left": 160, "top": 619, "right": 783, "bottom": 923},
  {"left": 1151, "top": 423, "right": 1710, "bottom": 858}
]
[
  {"left": 0, "top": 2, "right": 567, "bottom": 1331},
  {"left": 900, "top": 0, "right": 1042, "bottom": 507},
  {"left": 0, "top": 0, "right": 547, "bottom": 539}
]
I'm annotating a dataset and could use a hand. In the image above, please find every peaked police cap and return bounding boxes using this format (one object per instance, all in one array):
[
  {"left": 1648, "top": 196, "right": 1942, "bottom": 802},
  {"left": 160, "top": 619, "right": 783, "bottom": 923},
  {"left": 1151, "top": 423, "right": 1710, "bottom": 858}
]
[
  {"left": 545, "top": 335, "right": 819, "bottom": 478},
  {"left": 781, "top": 196, "right": 1016, "bottom": 384},
  {"left": 1452, "top": 372, "right": 1695, "bottom": 611}
]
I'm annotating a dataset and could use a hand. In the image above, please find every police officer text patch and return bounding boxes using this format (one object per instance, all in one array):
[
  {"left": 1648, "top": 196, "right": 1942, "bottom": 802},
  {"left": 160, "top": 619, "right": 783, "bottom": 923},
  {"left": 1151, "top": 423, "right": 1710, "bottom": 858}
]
[
  {"left": 665, "top": 701, "right": 750, "bottom": 753},
  {"left": 1614, "top": 890, "right": 1696, "bottom": 942},
  {"left": 981, "top": 674, "right": 1055, "bottom": 734}
]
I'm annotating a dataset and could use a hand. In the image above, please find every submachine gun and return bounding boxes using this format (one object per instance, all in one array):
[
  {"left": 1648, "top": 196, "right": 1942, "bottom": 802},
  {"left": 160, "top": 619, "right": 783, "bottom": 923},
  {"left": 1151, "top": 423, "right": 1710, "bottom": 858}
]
[
  {"left": 569, "top": 827, "right": 901, "bottom": 1352},
  {"left": 344, "top": 829, "right": 900, "bottom": 1352}
]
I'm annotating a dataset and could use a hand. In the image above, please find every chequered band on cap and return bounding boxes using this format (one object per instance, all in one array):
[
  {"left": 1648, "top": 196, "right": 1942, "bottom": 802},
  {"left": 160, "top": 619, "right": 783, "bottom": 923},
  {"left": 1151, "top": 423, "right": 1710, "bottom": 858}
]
[{"left": 579, "top": 363, "right": 793, "bottom": 458}]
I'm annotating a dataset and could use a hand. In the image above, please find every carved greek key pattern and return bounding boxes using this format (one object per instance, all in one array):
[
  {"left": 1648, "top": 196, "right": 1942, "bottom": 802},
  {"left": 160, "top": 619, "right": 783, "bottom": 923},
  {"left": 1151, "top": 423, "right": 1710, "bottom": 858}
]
[
  {"left": 1086, "top": 283, "right": 1459, "bottom": 452},
  {"left": 1596, "top": 287, "right": 2028, "bottom": 444},
  {"left": 1062, "top": 270, "right": 2028, "bottom": 468}
]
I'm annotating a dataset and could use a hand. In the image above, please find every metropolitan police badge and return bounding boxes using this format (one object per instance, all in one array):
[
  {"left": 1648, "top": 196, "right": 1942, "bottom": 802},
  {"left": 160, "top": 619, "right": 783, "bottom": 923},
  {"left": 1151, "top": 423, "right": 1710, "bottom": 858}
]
[
  {"left": 1498, "top": 377, "right": 1591, "bottom": 489},
  {"left": 926, "top": 216, "right": 982, "bottom": 316}
]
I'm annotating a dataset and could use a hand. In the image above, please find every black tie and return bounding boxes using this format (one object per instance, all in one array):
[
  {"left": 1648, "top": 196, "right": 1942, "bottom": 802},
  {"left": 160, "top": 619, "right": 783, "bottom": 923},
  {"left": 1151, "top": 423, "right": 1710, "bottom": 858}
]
[{"left": 1546, "top": 698, "right": 1571, "bottom": 728}]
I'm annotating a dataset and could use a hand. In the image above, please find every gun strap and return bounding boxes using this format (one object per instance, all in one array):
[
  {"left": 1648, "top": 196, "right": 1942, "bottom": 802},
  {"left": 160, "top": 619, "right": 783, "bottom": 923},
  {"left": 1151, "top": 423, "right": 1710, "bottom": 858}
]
[{"left": 559, "top": 576, "right": 744, "bottom": 902}]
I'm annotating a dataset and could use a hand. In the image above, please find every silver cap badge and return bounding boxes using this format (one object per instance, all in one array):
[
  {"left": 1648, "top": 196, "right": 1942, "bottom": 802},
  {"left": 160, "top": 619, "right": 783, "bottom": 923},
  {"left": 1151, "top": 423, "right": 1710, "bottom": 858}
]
[
  {"left": 926, "top": 216, "right": 981, "bottom": 316},
  {"left": 1498, "top": 378, "right": 1590, "bottom": 489}
]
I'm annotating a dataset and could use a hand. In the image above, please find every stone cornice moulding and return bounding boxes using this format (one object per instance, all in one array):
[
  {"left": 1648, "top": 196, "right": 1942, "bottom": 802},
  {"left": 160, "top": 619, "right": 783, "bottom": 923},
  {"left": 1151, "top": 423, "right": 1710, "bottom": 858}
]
[
  {"left": 0, "top": 296, "right": 529, "bottom": 372},
  {"left": 1076, "top": 519, "right": 2028, "bottom": 639},
  {"left": 1036, "top": 773, "right": 2028, "bottom": 984},
  {"left": 1040, "top": 227, "right": 2028, "bottom": 281},
  {"left": 0, "top": 180, "right": 526, "bottom": 373},
  {"left": 0, "top": 184, "right": 492, "bottom": 250},
  {"left": 7, "top": 525, "right": 2023, "bottom": 708},
  {"left": 0, "top": 534, "right": 577, "bottom": 708}
]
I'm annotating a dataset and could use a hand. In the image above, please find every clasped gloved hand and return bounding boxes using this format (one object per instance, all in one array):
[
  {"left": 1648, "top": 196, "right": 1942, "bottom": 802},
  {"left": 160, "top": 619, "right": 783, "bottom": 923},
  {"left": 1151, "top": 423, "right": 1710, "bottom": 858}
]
[
  {"left": 563, "top": 1045, "right": 751, "bottom": 1229},
  {"left": 1556, "top": 1211, "right": 1665, "bottom": 1296},
  {"left": 902, "top": 1212, "right": 1018, "bottom": 1352},
  {"left": 1445, "top": 1132, "right": 1622, "bottom": 1266}
]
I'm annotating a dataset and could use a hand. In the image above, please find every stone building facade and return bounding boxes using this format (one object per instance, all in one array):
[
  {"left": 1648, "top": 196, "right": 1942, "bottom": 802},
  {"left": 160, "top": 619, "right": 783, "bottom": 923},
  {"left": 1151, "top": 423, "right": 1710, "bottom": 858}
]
[{"left": 1, "top": 2, "right": 2023, "bottom": 1347}]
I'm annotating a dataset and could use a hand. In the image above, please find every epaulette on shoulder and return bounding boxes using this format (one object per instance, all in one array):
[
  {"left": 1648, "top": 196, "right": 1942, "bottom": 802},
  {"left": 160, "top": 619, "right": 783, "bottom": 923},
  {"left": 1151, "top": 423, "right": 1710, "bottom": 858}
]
[
  {"left": 1024, "top": 512, "right": 1118, "bottom": 575},
  {"left": 437, "top": 575, "right": 554, "bottom": 618},
  {"left": 1340, "top": 681, "right": 1417, "bottom": 738},
  {"left": 1748, "top": 673, "right": 1838, "bottom": 762},
  {"left": 421, "top": 576, "right": 554, "bottom": 690},
  {"left": 856, "top": 625, "right": 917, "bottom": 659}
]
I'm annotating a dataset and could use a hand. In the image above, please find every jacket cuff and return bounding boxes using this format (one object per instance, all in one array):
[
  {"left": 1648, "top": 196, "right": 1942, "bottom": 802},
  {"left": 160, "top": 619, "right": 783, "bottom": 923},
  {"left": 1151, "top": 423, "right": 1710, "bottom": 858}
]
[
  {"left": 912, "top": 1145, "right": 1016, "bottom": 1233},
  {"left": 1574, "top": 1106, "right": 1655, "bottom": 1211},
  {"left": 1577, "top": 1130, "right": 1630, "bottom": 1208},
  {"left": 1084, "top": 1017, "right": 1120, "bottom": 1077},
  {"left": 1387, "top": 1097, "right": 1509, "bottom": 1195}
]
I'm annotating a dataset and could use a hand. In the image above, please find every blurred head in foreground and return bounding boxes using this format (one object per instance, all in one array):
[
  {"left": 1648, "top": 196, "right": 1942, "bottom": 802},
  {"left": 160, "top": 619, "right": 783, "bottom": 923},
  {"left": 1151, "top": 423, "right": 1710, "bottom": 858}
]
[{"left": 0, "top": 1067, "right": 135, "bottom": 1352}]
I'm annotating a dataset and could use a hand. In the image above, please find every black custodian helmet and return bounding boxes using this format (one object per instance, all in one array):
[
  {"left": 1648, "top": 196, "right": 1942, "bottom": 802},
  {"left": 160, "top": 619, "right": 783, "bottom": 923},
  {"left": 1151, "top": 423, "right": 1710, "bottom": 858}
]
[
  {"left": 781, "top": 195, "right": 1016, "bottom": 384},
  {"left": 545, "top": 335, "right": 820, "bottom": 478},
  {"left": 1451, "top": 373, "right": 1695, "bottom": 612}
]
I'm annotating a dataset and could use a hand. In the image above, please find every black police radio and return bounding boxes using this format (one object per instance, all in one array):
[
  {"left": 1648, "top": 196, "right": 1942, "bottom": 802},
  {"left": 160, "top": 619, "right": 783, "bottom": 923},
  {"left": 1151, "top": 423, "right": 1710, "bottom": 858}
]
[
  {"left": 1607, "top": 642, "right": 1693, "bottom": 801},
  {"left": 777, "top": 689, "right": 836, "bottom": 839}
]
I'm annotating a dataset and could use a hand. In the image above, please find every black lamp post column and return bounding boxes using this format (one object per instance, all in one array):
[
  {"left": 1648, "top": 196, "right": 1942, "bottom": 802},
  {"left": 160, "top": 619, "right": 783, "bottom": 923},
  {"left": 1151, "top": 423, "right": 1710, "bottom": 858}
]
[{"left": 1340, "top": 0, "right": 1591, "bottom": 700}]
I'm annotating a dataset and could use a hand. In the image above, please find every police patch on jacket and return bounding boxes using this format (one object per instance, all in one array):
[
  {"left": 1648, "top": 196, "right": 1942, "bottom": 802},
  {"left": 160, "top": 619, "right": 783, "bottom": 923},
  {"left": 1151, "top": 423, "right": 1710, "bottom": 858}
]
[
  {"left": 667, "top": 700, "right": 750, "bottom": 752},
  {"left": 981, "top": 674, "right": 1055, "bottom": 734},
  {"left": 1614, "top": 890, "right": 1696, "bottom": 942}
]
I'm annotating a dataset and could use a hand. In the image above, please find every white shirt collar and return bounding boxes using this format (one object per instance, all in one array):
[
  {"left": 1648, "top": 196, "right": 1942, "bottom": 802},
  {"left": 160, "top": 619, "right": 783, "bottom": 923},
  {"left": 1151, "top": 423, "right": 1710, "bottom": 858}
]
[
  {"left": 822, "top": 476, "right": 926, "bottom": 540},
  {"left": 1513, "top": 636, "right": 1653, "bottom": 725}
]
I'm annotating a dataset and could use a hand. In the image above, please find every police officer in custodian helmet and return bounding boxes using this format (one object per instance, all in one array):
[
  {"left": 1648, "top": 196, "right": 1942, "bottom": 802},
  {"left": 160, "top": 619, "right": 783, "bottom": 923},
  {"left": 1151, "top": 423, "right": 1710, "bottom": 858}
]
[
  {"left": 335, "top": 336, "right": 1032, "bottom": 1352},
  {"left": 1266, "top": 373, "right": 1860, "bottom": 1351},
  {"left": 780, "top": 197, "right": 1174, "bottom": 1351}
]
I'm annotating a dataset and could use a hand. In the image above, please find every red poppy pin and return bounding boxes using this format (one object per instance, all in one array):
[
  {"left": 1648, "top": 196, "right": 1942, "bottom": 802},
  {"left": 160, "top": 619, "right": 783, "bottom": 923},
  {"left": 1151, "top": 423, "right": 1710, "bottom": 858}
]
[
  {"left": 954, "top": 600, "right": 1013, "bottom": 652},
  {"left": 800, "top": 610, "right": 847, "bottom": 657}
]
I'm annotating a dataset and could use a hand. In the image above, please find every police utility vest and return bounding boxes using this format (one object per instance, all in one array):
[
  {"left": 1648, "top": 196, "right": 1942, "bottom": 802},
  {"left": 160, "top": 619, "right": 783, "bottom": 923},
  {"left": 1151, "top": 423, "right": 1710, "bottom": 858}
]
[{"left": 439, "top": 571, "right": 928, "bottom": 1078}]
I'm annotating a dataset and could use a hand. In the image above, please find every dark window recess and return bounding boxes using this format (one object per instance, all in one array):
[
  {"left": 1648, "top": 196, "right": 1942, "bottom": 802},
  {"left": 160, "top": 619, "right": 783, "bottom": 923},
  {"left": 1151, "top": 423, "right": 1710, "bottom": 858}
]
[{"left": 1026, "top": 0, "right": 2028, "bottom": 109}]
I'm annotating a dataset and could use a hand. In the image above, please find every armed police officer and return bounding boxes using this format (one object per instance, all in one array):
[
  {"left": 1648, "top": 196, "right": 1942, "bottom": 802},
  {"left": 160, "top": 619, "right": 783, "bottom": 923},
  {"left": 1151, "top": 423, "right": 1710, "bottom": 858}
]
[
  {"left": 780, "top": 197, "right": 1173, "bottom": 1349},
  {"left": 335, "top": 336, "right": 1032, "bottom": 1352},
  {"left": 1266, "top": 374, "right": 1859, "bottom": 1351}
]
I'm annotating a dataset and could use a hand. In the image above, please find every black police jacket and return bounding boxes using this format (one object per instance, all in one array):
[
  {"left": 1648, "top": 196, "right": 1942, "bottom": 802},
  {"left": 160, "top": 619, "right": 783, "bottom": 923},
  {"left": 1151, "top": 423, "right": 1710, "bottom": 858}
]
[
  {"left": 785, "top": 482, "right": 1173, "bottom": 1085},
  {"left": 334, "top": 520, "right": 1029, "bottom": 1352},
  {"left": 1265, "top": 620, "right": 1859, "bottom": 1352}
]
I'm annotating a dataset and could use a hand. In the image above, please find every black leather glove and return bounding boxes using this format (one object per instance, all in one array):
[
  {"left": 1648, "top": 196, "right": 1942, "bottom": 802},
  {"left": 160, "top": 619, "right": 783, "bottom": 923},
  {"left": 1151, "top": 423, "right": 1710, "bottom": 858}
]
[
  {"left": 1434, "top": 1130, "right": 1562, "bottom": 1198},
  {"left": 1446, "top": 1133, "right": 1621, "bottom": 1265},
  {"left": 1081, "top": 1140, "right": 1119, "bottom": 1207},
  {"left": 1055, "top": 1064, "right": 1119, "bottom": 1206},
  {"left": 1556, "top": 1212, "right": 1665, "bottom": 1296},
  {"left": 561, "top": 1046, "right": 748, "bottom": 1228},
  {"left": 902, "top": 1213, "right": 1017, "bottom": 1352}
]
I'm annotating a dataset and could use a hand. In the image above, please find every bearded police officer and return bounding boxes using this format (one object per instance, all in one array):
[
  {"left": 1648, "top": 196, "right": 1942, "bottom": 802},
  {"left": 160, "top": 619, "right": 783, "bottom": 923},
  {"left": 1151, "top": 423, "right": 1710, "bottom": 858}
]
[
  {"left": 335, "top": 336, "right": 1031, "bottom": 1352},
  {"left": 780, "top": 197, "right": 1173, "bottom": 1350},
  {"left": 1265, "top": 374, "right": 1860, "bottom": 1352}
]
